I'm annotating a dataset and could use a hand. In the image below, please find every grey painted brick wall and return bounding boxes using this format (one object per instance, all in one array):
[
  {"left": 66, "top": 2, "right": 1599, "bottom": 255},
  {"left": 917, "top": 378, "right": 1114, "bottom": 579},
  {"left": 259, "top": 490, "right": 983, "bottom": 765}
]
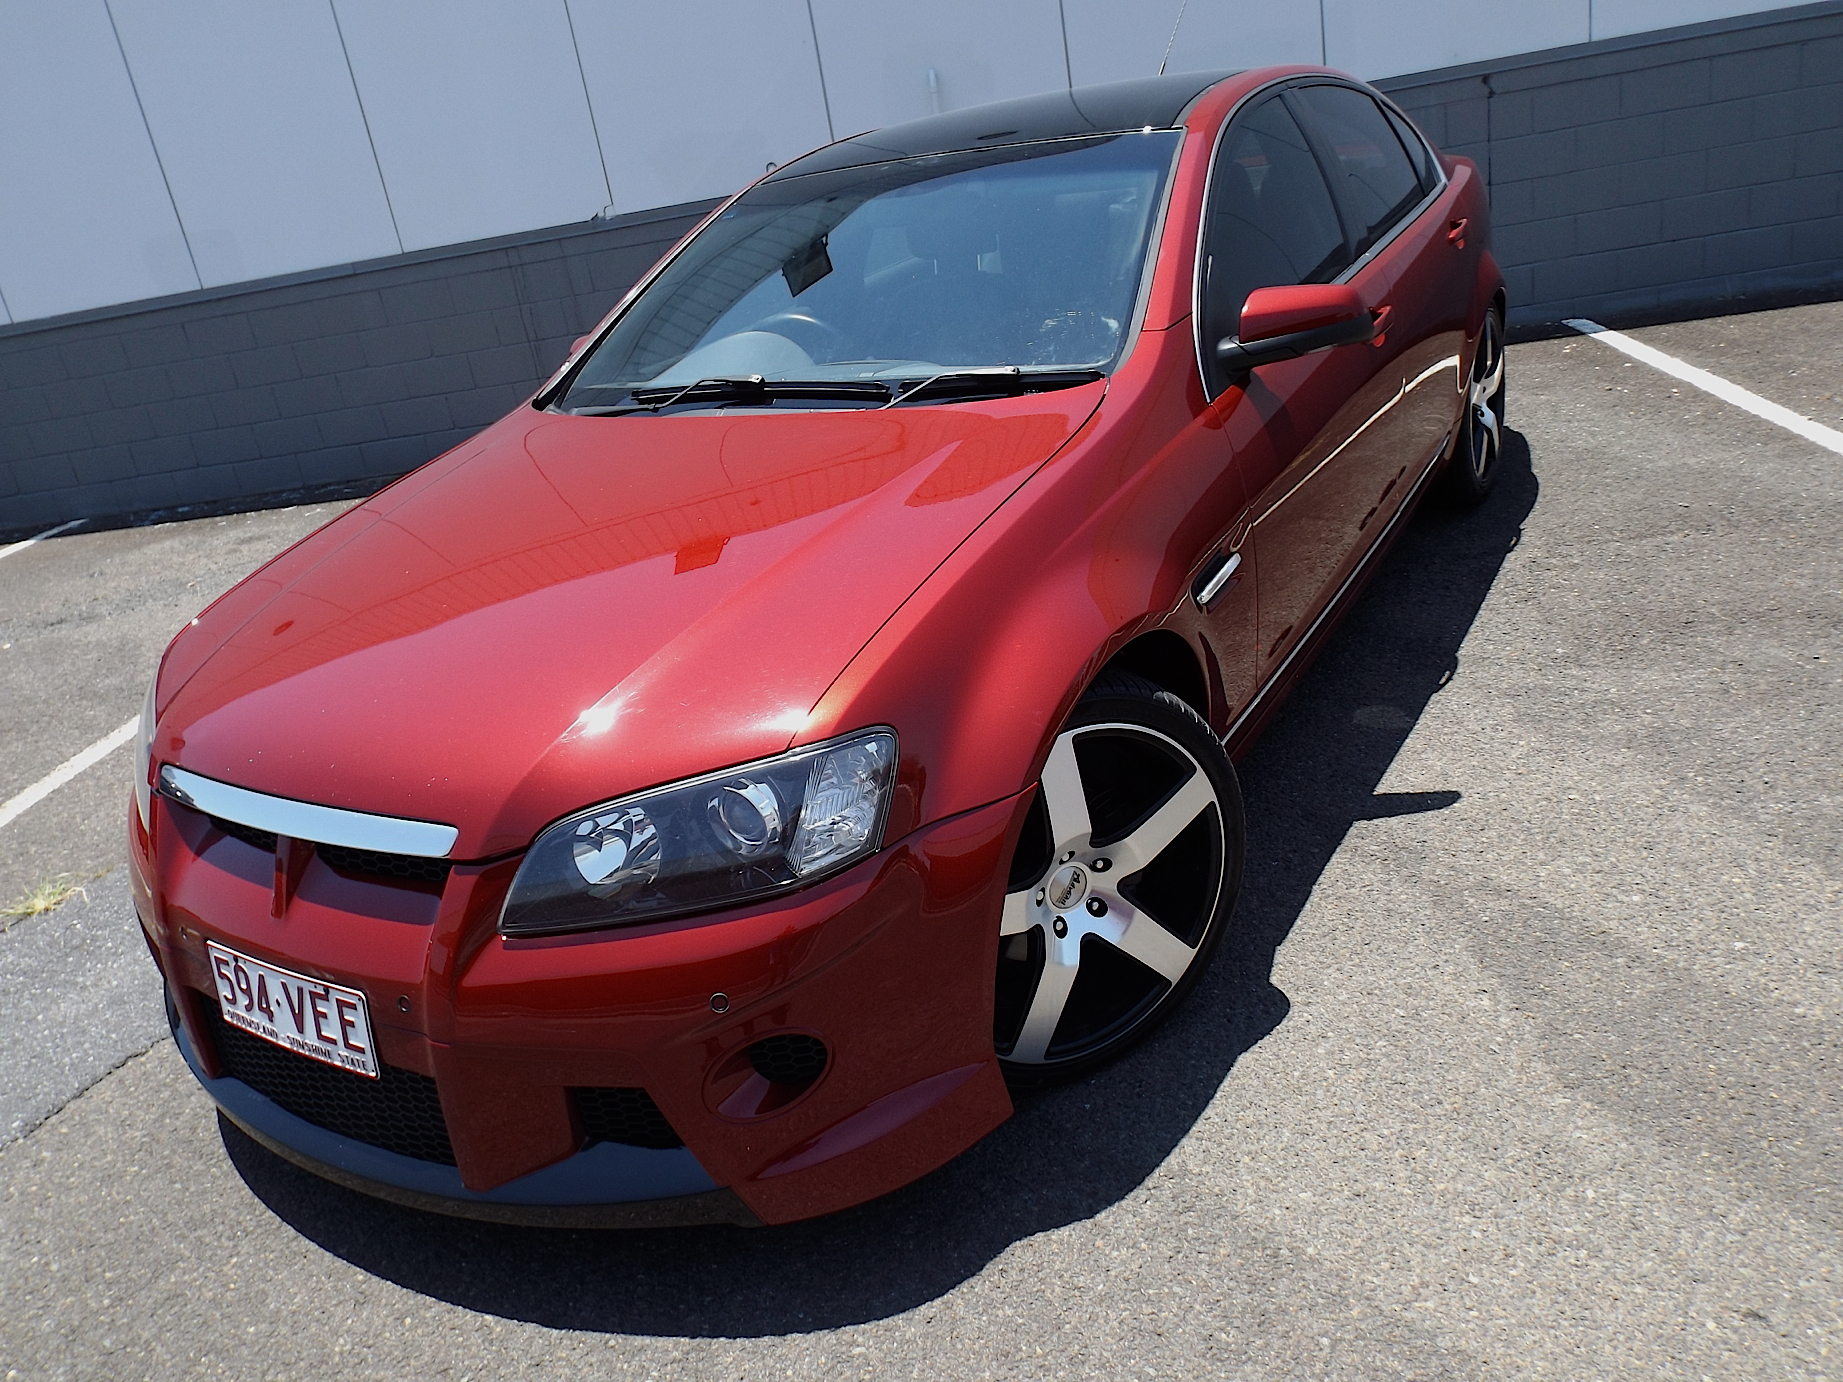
[
  {"left": 0, "top": 202, "right": 714, "bottom": 537},
  {"left": 1379, "top": 0, "right": 1842, "bottom": 329},
  {"left": 2, "top": 2, "right": 1840, "bottom": 536}
]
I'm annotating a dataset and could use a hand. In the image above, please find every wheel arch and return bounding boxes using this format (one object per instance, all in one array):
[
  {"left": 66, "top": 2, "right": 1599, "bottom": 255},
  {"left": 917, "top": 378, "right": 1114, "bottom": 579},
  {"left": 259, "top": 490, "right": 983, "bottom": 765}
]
[{"left": 1096, "top": 628, "right": 1209, "bottom": 724}]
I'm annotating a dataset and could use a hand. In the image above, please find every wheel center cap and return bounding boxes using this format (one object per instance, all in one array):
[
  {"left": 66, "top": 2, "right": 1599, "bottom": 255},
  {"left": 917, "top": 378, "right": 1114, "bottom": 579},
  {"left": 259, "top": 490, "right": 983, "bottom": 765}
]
[{"left": 1046, "top": 863, "right": 1088, "bottom": 913}]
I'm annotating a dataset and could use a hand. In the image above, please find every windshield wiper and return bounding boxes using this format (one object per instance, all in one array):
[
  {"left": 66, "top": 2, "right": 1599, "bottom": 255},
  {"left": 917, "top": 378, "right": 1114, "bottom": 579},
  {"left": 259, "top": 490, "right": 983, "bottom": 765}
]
[
  {"left": 567, "top": 376, "right": 894, "bottom": 415},
  {"left": 883, "top": 367, "right": 1105, "bottom": 407},
  {"left": 564, "top": 369, "right": 1104, "bottom": 416}
]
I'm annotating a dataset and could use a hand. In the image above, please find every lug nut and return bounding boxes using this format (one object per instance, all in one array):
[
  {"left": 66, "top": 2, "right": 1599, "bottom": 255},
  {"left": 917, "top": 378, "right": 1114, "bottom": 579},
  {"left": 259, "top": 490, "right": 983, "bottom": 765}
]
[
  {"left": 1061, "top": 850, "right": 1076, "bottom": 863},
  {"left": 1052, "top": 917, "right": 1068, "bottom": 937},
  {"left": 1087, "top": 897, "right": 1107, "bottom": 916},
  {"left": 1092, "top": 857, "right": 1111, "bottom": 872},
  {"left": 1035, "top": 889, "right": 1046, "bottom": 904}
]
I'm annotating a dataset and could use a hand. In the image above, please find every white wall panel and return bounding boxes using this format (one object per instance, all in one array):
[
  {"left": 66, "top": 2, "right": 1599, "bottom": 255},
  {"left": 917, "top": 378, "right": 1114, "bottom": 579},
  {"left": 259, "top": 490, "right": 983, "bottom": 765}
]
[
  {"left": 0, "top": 1, "right": 198, "bottom": 322},
  {"left": 1323, "top": 0, "right": 1588, "bottom": 80},
  {"left": 568, "top": 0, "right": 832, "bottom": 214},
  {"left": 1591, "top": 0, "right": 1778, "bottom": 41},
  {"left": 1062, "top": 0, "right": 1322, "bottom": 88},
  {"left": 332, "top": 0, "right": 610, "bottom": 251},
  {"left": 109, "top": 0, "right": 401, "bottom": 287},
  {"left": 808, "top": 0, "right": 1068, "bottom": 135}
]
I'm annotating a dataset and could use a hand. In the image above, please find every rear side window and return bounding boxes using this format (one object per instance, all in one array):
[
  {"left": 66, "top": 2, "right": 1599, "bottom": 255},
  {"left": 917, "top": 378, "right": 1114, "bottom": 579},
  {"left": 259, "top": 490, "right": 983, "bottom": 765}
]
[
  {"left": 1199, "top": 95, "right": 1348, "bottom": 390},
  {"left": 1295, "top": 85, "right": 1425, "bottom": 259},
  {"left": 1383, "top": 104, "right": 1438, "bottom": 192}
]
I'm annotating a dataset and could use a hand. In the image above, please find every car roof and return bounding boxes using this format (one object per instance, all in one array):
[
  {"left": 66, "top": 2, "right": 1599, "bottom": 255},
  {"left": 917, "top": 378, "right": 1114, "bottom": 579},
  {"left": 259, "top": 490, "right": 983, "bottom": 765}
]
[{"left": 767, "top": 71, "right": 1236, "bottom": 181}]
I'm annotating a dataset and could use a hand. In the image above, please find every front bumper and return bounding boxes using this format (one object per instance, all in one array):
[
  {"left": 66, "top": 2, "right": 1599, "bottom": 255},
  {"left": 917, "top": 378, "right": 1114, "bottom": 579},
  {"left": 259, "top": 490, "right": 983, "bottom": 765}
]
[
  {"left": 168, "top": 992, "right": 754, "bottom": 1227},
  {"left": 133, "top": 786, "right": 1028, "bottom": 1225}
]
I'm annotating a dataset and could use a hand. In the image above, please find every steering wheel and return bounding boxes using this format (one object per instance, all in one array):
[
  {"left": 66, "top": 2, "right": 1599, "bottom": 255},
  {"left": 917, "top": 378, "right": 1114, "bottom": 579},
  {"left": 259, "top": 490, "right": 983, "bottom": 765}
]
[{"left": 752, "top": 310, "right": 850, "bottom": 362}]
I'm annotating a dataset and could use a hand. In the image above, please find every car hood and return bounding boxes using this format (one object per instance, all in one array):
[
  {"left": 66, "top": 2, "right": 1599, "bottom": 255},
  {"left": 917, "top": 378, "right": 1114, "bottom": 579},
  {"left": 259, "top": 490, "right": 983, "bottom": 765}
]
[{"left": 157, "top": 391, "right": 1101, "bottom": 858}]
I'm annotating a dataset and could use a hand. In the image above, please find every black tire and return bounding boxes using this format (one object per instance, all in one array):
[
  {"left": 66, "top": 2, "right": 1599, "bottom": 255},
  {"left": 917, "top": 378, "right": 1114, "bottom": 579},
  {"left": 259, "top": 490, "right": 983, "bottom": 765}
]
[
  {"left": 1442, "top": 304, "right": 1506, "bottom": 507},
  {"left": 996, "top": 671, "right": 1246, "bottom": 1086}
]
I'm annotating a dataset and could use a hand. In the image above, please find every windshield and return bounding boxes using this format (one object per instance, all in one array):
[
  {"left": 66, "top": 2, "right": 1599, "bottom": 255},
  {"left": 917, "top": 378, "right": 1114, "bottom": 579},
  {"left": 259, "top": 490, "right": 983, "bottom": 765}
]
[{"left": 555, "top": 131, "right": 1182, "bottom": 413}]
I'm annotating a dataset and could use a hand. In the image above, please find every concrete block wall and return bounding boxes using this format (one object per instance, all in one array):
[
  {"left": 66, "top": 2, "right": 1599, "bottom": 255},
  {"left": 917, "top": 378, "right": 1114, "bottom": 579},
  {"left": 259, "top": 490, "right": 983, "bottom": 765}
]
[
  {"left": 0, "top": 202, "right": 711, "bottom": 536},
  {"left": 1380, "top": 0, "right": 1843, "bottom": 328},
  {"left": 2, "top": 2, "right": 1840, "bottom": 536}
]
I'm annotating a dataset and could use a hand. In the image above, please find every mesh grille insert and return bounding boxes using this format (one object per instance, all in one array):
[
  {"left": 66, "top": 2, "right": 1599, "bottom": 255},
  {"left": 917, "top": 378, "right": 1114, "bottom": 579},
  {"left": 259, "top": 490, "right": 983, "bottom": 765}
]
[
  {"left": 209, "top": 815, "right": 276, "bottom": 853},
  {"left": 317, "top": 843, "right": 451, "bottom": 886},
  {"left": 203, "top": 815, "right": 449, "bottom": 888},
  {"left": 201, "top": 1001, "right": 456, "bottom": 1165},
  {"left": 572, "top": 1087, "right": 684, "bottom": 1149}
]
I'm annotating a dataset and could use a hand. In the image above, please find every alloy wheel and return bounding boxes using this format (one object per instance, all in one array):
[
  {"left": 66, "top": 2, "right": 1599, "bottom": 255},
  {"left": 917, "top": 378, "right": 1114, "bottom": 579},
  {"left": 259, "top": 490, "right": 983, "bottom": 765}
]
[
  {"left": 996, "top": 698, "right": 1239, "bottom": 1078},
  {"left": 1465, "top": 310, "right": 1506, "bottom": 485}
]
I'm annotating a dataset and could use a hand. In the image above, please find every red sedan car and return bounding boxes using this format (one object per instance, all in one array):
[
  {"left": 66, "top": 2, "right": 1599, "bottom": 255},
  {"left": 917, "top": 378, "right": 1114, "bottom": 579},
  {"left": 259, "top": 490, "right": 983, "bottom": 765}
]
[{"left": 130, "top": 67, "right": 1504, "bottom": 1227}]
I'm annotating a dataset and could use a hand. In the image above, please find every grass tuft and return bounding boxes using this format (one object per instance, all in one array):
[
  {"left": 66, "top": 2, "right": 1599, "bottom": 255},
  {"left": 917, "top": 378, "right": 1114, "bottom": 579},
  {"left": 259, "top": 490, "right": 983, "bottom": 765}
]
[{"left": 1, "top": 874, "right": 88, "bottom": 928}]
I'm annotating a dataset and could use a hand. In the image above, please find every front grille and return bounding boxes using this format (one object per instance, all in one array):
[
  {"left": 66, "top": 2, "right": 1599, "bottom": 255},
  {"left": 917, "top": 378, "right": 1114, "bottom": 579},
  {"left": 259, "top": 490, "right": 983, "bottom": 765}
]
[
  {"left": 210, "top": 814, "right": 276, "bottom": 852},
  {"left": 201, "top": 1002, "right": 456, "bottom": 1165},
  {"left": 205, "top": 815, "right": 449, "bottom": 888},
  {"left": 317, "top": 843, "right": 451, "bottom": 886},
  {"left": 749, "top": 1033, "right": 829, "bottom": 1088},
  {"left": 572, "top": 1087, "right": 683, "bottom": 1149}
]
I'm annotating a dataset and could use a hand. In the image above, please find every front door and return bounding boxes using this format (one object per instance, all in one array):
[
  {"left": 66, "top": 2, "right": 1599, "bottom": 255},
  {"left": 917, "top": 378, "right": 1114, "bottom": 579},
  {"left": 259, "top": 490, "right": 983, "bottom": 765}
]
[{"left": 1196, "top": 91, "right": 1390, "bottom": 681}]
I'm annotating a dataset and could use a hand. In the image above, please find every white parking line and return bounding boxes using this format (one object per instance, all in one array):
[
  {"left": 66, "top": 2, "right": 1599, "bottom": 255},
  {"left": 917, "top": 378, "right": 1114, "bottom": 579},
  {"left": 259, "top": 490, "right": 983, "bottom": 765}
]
[
  {"left": 0, "top": 717, "right": 140, "bottom": 832},
  {"left": 0, "top": 518, "right": 85, "bottom": 562},
  {"left": 1566, "top": 318, "right": 1843, "bottom": 457}
]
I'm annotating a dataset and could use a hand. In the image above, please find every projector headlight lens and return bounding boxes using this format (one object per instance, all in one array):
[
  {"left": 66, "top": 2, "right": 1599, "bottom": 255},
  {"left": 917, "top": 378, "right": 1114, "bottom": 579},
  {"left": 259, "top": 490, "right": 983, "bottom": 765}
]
[{"left": 500, "top": 728, "right": 897, "bottom": 937}]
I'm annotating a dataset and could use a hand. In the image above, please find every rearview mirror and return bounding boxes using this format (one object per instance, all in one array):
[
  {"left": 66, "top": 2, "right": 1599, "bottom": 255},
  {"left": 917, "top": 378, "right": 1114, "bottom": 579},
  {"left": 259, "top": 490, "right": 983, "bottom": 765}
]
[{"left": 1216, "top": 284, "right": 1373, "bottom": 373}]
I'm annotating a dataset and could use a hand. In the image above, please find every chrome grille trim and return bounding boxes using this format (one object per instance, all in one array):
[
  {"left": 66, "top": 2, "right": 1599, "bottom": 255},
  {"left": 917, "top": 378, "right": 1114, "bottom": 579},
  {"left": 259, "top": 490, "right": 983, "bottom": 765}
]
[{"left": 158, "top": 765, "right": 458, "bottom": 859}]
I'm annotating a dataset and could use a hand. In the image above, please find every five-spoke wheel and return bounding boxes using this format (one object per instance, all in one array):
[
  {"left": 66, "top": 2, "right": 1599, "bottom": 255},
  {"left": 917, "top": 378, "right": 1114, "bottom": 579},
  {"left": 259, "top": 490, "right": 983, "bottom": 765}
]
[
  {"left": 1446, "top": 305, "right": 1506, "bottom": 505},
  {"left": 996, "top": 674, "right": 1245, "bottom": 1082}
]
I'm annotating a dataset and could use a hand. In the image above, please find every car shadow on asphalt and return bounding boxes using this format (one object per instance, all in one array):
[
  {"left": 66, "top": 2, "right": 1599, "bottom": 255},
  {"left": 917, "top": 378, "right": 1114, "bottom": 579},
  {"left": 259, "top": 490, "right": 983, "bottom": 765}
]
[{"left": 222, "top": 431, "right": 1540, "bottom": 1336}]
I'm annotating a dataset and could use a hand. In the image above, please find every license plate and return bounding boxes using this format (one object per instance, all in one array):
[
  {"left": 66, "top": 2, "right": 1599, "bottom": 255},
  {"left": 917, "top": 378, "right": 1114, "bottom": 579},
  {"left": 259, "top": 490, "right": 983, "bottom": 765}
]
[{"left": 206, "top": 941, "right": 379, "bottom": 1078}]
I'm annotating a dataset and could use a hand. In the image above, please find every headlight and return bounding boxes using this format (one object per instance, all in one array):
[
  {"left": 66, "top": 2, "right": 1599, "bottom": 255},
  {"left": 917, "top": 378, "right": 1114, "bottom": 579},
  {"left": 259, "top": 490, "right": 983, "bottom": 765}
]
[
  {"left": 500, "top": 728, "right": 898, "bottom": 937},
  {"left": 133, "top": 670, "right": 158, "bottom": 832}
]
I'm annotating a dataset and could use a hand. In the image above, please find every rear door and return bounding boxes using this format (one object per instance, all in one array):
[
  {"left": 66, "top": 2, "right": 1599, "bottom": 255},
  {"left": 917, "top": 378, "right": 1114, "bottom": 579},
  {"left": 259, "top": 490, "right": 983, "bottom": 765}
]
[{"left": 1291, "top": 84, "right": 1465, "bottom": 546}]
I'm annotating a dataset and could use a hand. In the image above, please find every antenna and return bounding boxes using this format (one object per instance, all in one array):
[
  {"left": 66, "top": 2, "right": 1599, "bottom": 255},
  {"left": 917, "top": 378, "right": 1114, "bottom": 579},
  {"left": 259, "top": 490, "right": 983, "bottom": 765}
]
[{"left": 1158, "top": 0, "right": 1189, "bottom": 76}]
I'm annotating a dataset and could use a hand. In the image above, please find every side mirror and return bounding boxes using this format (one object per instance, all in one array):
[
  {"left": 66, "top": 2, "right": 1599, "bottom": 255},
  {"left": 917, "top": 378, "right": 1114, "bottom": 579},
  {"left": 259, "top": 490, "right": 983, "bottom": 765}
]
[{"left": 1216, "top": 284, "right": 1373, "bottom": 373}]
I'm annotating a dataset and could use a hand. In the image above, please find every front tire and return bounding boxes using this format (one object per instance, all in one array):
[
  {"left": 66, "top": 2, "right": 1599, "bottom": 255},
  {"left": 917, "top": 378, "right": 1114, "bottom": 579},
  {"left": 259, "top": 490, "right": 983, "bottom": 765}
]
[{"left": 996, "top": 673, "right": 1246, "bottom": 1085}]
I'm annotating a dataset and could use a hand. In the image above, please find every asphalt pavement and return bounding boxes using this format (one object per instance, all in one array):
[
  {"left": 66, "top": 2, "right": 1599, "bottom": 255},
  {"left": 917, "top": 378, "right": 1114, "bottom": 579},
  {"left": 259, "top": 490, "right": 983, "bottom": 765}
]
[{"left": 0, "top": 301, "right": 1837, "bottom": 1380}]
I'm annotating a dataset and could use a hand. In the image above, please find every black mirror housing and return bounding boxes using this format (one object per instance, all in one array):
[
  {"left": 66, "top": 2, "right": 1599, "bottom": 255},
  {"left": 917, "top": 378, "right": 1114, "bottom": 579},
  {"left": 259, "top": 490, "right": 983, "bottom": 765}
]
[{"left": 1216, "top": 312, "right": 1376, "bottom": 373}]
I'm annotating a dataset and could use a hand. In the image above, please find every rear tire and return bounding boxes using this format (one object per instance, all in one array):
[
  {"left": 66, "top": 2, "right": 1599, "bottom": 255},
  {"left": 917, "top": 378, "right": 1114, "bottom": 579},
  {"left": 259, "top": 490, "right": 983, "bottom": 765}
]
[
  {"left": 996, "top": 672, "right": 1245, "bottom": 1086},
  {"left": 1443, "top": 305, "right": 1505, "bottom": 507}
]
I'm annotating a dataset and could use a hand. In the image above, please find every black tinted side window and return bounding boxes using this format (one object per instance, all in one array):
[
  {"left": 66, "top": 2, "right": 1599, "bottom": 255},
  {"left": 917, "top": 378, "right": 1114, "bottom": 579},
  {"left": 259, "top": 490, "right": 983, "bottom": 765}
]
[
  {"left": 1295, "top": 85, "right": 1424, "bottom": 259},
  {"left": 1200, "top": 96, "right": 1348, "bottom": 390},
  {"left": 1384, "top": 105, "right": 1438, "bottom": 192}
]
